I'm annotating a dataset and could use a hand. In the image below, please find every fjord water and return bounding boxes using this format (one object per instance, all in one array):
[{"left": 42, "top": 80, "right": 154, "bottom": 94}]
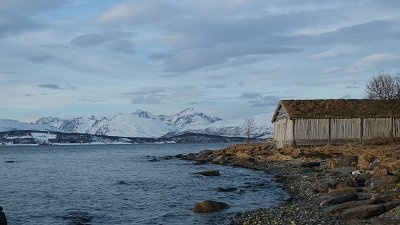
[{"left": 0, "top": 144, "right": 286, "bottom": 225}]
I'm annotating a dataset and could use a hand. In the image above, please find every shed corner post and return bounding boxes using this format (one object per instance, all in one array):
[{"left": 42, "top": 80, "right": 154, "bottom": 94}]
[
  {"left": 328, "top": 117, "right": 331, "bottom": 144},
  {"left": 359, "top": 117, "right": 363, "bottom": 144},
  {"left": 292, "top": 119, "right": 296, "bottom": 147}
]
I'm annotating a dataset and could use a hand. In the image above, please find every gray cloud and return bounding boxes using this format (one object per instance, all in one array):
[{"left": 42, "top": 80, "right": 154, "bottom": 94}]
[
  {"left": 151, "top": 44, "right": 301, "bottom": 72},
  {"left": 0, "top": 1, "right": 65, "bottom": 37},
  {"left": 279, "top": 20, "right": 398, "bottom": 46},
  {"left": 131, "top": 94, "right": 164, "bottom": 105},
  {"left": 0, "top": 0, "right": 64, "bottom": 13},
  {"left": 70, "top": 30, "right": 133, "bottom": 47},
  {"left": 38, "top": 84, "right": 62, "bottom": 90},
  {"left": 125, "top": 87, "right": 166, "bottom": 96},
  {"left": 98, "top": 0, "right": 180, "bottom": 25},
  {"left": 107, "top": 40, "right": 136, "bottom": 54},
  {"left": 238, "top": 91, "right": 281, "bottom": 107},
  {"left": 248, "top": 95, "right": 281, "bottom": 107},
  {"left": 240, "top": 92, "right": 263, "bottom": 99},
  {"left": 206, "top": 84, "right": 227, "bottom": 89},
  {"left": 27, "top": 55, "right": 54, "bottom": 63},
  {"left": 0, "top": 14, "right": 43, "bottom": 37}
]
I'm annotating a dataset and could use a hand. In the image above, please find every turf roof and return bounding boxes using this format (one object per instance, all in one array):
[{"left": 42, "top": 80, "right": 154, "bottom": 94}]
[{"left": 272, "top": 99, "right": 400, "bottom": 121}]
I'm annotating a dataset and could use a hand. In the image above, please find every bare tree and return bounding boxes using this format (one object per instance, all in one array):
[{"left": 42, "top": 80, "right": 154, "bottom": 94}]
[
  {"left": 365, "top": 72, "right": 400, "bottom": 141},
  {"left": 244, "top": 117, "right": 255, "bottom": 143}
]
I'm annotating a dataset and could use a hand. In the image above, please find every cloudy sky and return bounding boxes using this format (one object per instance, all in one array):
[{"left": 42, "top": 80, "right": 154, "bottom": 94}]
[{"left": 1, "top": 0, "right": 400, "bottom": 122}]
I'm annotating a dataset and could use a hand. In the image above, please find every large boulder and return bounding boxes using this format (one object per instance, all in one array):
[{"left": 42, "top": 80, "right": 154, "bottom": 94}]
[
  {"left": 341, "top": 204, "right": 386, "bottom": 219},
  {"left": 193, "top": 200, "right": 229, "bottom": 213},
  {"left": 341, "top": 201, "right": 400, "bottom": 219},
  {"left": 322, "top": 192, "right": 359, "bottom": 206}
]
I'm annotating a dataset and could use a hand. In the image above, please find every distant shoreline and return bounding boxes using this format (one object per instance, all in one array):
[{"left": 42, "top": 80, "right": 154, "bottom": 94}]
[{"left": 0, "top": 130, "right": 254, "bottom": 145}]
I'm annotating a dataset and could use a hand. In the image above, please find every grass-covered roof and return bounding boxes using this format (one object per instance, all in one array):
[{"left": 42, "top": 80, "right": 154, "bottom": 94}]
[{"left": 273, "top": 99, "right": 400, "bottom": 121}]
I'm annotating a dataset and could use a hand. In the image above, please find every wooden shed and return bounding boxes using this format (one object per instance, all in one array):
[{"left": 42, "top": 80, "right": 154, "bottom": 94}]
[{"left": 272, "top": 99, "right": 400, "bottom": 149}]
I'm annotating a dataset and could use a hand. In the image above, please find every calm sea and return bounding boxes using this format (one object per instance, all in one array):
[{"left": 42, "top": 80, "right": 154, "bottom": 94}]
[{"left": 0, "top": 143, "right": 286, "bottom": 225}]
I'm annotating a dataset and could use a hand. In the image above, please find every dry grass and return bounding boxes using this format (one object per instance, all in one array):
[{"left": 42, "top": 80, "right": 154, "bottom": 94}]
[{"left": 280, "top": 99, "right": 400, "bottom": 119}]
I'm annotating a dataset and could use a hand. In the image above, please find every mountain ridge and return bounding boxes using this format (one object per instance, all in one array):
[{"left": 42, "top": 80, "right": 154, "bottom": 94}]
[{"left": 1, "top": 108, "right": 273, "bottom": 138}]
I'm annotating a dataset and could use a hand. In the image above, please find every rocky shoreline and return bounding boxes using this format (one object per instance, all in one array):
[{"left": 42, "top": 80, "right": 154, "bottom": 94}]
[{"left": 178, "top": 142, "right": 400, "bottom": 225}]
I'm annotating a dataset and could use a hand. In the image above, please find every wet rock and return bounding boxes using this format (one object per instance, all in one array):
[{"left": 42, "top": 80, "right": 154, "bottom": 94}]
[
  {"left": 216, "top": 187, "right": 237, "bottom": 192},
  {"left": 198, "top": 150, "right": 214, "bottom": 156},
  {"left": 148, "top": 157, "right": 158, "bottom": 162},
  {"left": 115, "top": 181, "right": 130, "bottom": 185},
  {"left": 161, "top": 155, "right": 174, "bottom": 160},
  {"left": 235, "top": 188, "right": 245, "bottom": 194},
  {"left": 193, "top": 200, "right": 229, "bottom": 213},
  {"left": 328, "top": 155, "right": 358, "bottom": 169},
  {"left": 62, "top": 210, "right": 93, "bottom": 225},
  {"left": 194, "top": 160, "right": 207, "bottom": 165},
  {"left": 198, "top": 170, "right": 220, "bottom": 176},
  {"left": 300, "top": 161, "right": 321, "bottom": 168}
]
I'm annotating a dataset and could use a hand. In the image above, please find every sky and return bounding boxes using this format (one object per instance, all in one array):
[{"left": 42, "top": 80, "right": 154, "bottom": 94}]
[{"left": 1, "top": 0, "right": 400, "bottom": 122}]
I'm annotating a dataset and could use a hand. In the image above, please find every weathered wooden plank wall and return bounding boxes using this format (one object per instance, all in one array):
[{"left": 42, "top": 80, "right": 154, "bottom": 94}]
[
  {"left": 331, "top": 118, "right": 360, "bottom": 140},
  {"left": 363, "top": 118, "right": 391, "bottom": 139},
  {"left": 294, "top": 119, "right": 329, "bottom": 140},
  {"left": 273, "top": 118, "right": 294, "bottom": 148},
  {"left": 274, "top": 117, "right": 400, "bottom": 148}
]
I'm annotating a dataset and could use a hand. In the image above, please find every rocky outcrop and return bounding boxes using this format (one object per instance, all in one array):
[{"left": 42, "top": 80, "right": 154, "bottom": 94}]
[{"left": 181, "top": 142, "right": 400, "bottom": 224}]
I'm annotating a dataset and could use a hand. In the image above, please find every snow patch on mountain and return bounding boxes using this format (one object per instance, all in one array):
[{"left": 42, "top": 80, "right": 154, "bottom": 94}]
[
  {"left": 186, "top": 113, "right": 273, "bottom": 138},
  {"left": 165, "top": 107, "right": 221, "bottom": 129},
  {"left": 0, "top": 119, "right": 62, "bottom": 132},
  {"left": 93, "top": 113, "right": 176, "bottom": 138}
]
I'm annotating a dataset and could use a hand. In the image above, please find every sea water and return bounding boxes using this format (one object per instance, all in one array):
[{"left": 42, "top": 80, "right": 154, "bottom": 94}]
[{"left": 0, "top": 143, "right": 286, "bottom": 225}]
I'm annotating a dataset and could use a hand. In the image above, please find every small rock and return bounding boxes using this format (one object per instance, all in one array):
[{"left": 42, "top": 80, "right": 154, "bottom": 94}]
[
  {"left": 5, "top": 160, "right": 15, "bottom": 163},
  {"left": 236, "top": 188, "right": 245, "bottom": 194},
  {"left": 198, "top": 170, "right": 220, "bottom": 176},
  {"left": 148, "top": 157, "right": 158, "bottom": 162},
  {"left": 300, "top": 161, "right": 321, "bottom": 168},
  {"left": 198, "top": 150, "right": 214, "bottom": 156},
  {"left": 216, "top": 187, "right": 237, "bottom": 192},
  {"left": 193, "top": 200, "right": 229, "bottom": 213}
]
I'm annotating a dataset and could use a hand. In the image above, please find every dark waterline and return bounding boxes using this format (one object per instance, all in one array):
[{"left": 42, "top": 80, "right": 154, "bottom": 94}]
[{"left": 0, "top": 143, "right": 286, "bottom": 225}]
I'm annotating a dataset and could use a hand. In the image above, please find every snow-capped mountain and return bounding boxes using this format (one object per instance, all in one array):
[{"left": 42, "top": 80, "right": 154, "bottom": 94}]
[
  {"left": 163, "top": 107, "right": 221, "bottom": 129},
  {"left": 2, "top": 108, "right": 273, "bottom": 138},
  {"left": 186, "top": 113, "right": 273, "bottom": 138},
  {"left": 0, "top": 119, "right": 62, "bottom": 132},
  {"left": 59, "top": 115, "right": 102, "bottom": 133},
  {"left": 91, "top": 112, "right": 176, "bottom": 138}
]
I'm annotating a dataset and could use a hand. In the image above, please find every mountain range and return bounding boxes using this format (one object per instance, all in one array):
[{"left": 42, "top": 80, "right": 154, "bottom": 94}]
[{"left": 1, "top": 107, "right": 273, "bottom": 139}]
